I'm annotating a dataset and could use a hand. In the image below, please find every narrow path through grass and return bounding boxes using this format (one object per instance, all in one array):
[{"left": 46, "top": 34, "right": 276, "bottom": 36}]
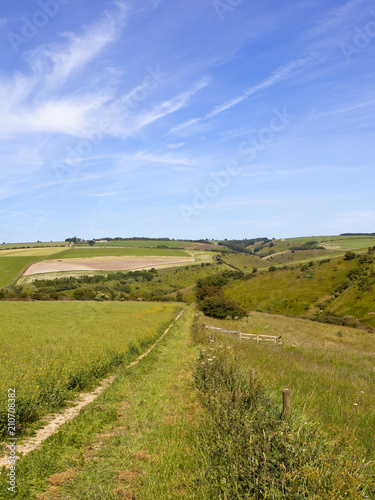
[{"left": 0, "top": 307, "right": 204, "bottom": 499}]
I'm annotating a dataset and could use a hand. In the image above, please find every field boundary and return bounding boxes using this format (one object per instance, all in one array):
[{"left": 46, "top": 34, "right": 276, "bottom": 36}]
[
  {"left": 205, "top": 325, "right": 280, "bottom": 344},
  {"left": 6, "top": 248, "right": 68, "bottom": 287},
  {"left": 0, "top": 308, "right": 185, "bottom": 469}
]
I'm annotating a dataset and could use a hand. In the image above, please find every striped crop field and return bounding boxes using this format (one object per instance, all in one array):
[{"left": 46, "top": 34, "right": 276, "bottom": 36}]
[
  {"left": 44, "top": 248, "right": 190, "bottom": 259},
  {"left": 0, "top": 248, "right": 68, "bottom": 287},
  {"left": 0, "top": 301, "right": 181, "bottom": 436}
]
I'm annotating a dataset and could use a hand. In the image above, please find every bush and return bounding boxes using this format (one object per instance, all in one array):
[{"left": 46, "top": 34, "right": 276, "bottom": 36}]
[
  {"left": 344, "top": 251, "right": 356, "bottom": 260},
  {"left": 193, "top": 335, "right": 373, "bottom": 499},
  {"left": 199, "top": 296, "right": 247, "bottom": 319}
]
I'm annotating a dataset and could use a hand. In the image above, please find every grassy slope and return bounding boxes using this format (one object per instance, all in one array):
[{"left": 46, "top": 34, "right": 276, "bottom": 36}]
[
  {"left": 44, "top": 248, "right": 190, "bottom": 259},
  {"left": 0, "top": 307, "right": 206, "bottom": 499},
  {"left": 0, "top": 257, "right": 41, "bottom": 287},
  {"left": 225, "top": 255, "right": 375, "bottom": 326},
  {"left": 83, "top": 239, "right": 193, "bottom": 248},
  {"left": 0, "top": 242, "right": 67, "bottom": 250},
  {"left": 17, "top": 261, "right": 225, "bottom": 302},
  {"left": 0, "top": 249, "right": 69, "bottom": 287},
  {"left": 262, "top": 248, "right": 342, "bottom": 265},
  {"left": 219, "top": 252, "right": 266, "bottom": 270},
  {"left": 0, "top": 307, "right": 373, "bottom": 497},
  {"left": 203, "top": 312, "right": 375, "bottom": 458},
  {"left": 255, "top": 235, "right": 375, "bottom": 256},
  {"left": 0, "top": 302, "right": 179, "bottom": 436}
]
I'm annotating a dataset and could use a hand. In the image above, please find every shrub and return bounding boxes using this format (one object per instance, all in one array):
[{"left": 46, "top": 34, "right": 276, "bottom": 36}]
[
  {"left": 344, "top": 251, "right": 356, "bottom": 260},
  {"left": 199, "top": 296, "right": 247, "bottom": 319},
  {"left": 192, "top": 332, "right": 373, "bottom": 499}
]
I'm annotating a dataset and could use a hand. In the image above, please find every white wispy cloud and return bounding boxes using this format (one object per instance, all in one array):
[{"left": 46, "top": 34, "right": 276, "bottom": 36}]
[
  {"left": 170, "top": 54, "right": 321, "bottom": 134},
  {"left": 169, "top": 118, "right": 201, "bottom": 133},
  {"left": 308, "top": 99, "right": 375, "bottom": 120},
  {"left": 121, "top": 150, "right": 194, "bottom": 166},
  {"left": 207, "top": 54, "right": 321, "bottom": 118},
  {"left": 0, "top": 2, "right": 127, "bottom": 140},
  {"left": 32, "top": 4, "right": 128, "bottom": 90},
  {"left": 305, "top": 0, "right": 367, "bottom": 40},
  {"left": 116, "top": 78, "right": 209, "bottom": 137}
]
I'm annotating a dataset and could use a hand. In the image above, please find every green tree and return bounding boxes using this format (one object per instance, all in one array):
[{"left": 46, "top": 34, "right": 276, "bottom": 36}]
[{"left": 344, "top": 251, "right": 356, "bottom": 260}]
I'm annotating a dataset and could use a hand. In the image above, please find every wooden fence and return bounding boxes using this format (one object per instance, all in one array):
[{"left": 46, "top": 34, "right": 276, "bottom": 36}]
[
  {"left": 205, "top": 325, "right": 280, "bottom": 344},
  {"left": 202, "top": 323, "right": 290, "bottom": 418}
]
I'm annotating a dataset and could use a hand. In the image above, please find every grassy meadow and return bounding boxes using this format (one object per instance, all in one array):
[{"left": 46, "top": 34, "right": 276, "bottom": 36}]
[
  {"left": 252, "top": 235, "right": 375, "bottom": 257},
  {"left": 44, "top": 247, "right": 190, "bottom": 259},
  {"left": 224, "top": 253, "right": 375, "bottom": 327},
  {"left": 10, "top": 262, "right": 224, "bottom": 303},
  {"left": 0, "top": 248, "right": 69, "bottom": 287},
  {"left": 0, "top": 257, "right": 42, "bottom": 287},
  {"left": 0, "top": 242, "right": 67, "bottom": 251},
  {"left": 81, "top": 239, "right": 193, "bottom": 248},
  {"left": 202, "top": 312, "right": 375, "bottom": 458},
  {"left": 0, "top": 301, "right": 181, "bottom": 437},
  {"left": 0, "top": 307, "right": 206, "bottom": 500}
]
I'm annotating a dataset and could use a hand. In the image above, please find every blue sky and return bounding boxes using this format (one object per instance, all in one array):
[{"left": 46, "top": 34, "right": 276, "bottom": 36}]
[{"left": 0, "top": 0, "right": 374, "bottom": 242}]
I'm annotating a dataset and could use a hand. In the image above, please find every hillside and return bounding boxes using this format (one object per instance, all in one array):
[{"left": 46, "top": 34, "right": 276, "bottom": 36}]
[
  {"left": 224, "top": 251, "right": 375, "bottom": 328},
  {"left": 250, "top": 234, "right": 375, "bottom": 257}
]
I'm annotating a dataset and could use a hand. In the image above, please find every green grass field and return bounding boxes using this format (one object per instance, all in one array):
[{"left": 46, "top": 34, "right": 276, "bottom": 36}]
[
  {"left": 262, "top": 248, "right": 342, "bottom": 265},
  {"left": 0, "top": 248, "right": 70, "bottom": 287},
  {"left": 0, "top": 257, "right": 43, "bottom": 287},
  {"left": 224, "top": 253, "right": 375, "bottom": 327},
  {"left": 220, "top": 252, "right": 266, "bottom": 270},
  {"left": 0, "top": 307, "right": 204, "bottom": 499},
  {"left": 0, "top": 301, "right": 180, "bottom": 436},
  {"left": 203, "top": 312, "right": 375, "bottom": 458},
  {"left": 81, "top": 239, "right": 192, "bottom": 248},
  {"left": 255, "top": 235, "right": 375, "bottom": 256},
  {"left": 44, "top": 247, "right": 190, "bottom": 259},
  {"left": 0, "top": 242, "right": 67, "bottom": 250}
]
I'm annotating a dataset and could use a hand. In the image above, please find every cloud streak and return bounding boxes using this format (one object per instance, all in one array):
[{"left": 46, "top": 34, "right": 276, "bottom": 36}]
[
  {"left": 170, "top": 54, "right": 321, "bottom": 133},
  {"left": 206, "top": 54, "right": 321, "bottom": 118},
  {"left": 0, "top": 2, "right": 128, "bottom": 140},
  {"left": 305, "top": 0, "right": 367, "bottom": 40}
]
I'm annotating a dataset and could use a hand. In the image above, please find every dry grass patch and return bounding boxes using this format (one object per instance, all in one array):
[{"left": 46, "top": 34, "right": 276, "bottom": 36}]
[
  {"left": 132, "top": 451, "right": 151, "bottom": 461},
  {"left": 116, "top": 469, "right": 141, "bottom": 481},
  {"left": 113, "top": 488, "right": 135, "bottom": 499},
  {"left": 48, "top": 469, "right": 76, "bottom": 486},
  {"left": 35, "top": 486, "right": 64, "bottom": 500}
]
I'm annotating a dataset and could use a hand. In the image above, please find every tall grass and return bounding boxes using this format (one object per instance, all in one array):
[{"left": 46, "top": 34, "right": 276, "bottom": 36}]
[
  {"left": 0, "top": 302, "right": 180, "bottom": 436},
  {"left": 203, "top": 313, "right": 375, "bottom": 458},
  {"left": 192, "top": 316, "right": 374, "bottom": 499}
]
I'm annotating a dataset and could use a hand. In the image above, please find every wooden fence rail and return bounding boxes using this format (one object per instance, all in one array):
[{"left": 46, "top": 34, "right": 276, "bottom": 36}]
[
  {"left": 202, "top": 323, "right": 290, "bottom": 418},
  {"left": 205, "top": 325, "right": 280, "bottom": 344}
]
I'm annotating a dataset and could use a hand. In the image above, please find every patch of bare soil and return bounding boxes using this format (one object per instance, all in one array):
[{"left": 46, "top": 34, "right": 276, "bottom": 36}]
[
  {"left": 48, "top": 469, "right": 76, "bottom": 486},
  {"left": 113, "top": 488, "right": 135, "bottom": 499},
  {"left": 24, "top": 257, "right": 194, "bottom": 276},
  {"left": 117, "top": 470, "right": 141, "bottom": 481}
]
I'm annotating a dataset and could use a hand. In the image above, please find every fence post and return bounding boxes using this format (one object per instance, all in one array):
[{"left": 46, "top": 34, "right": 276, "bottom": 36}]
[
  {"left": 282, "top": 389, "right": 291, "bottom": 420},
  {"left": 237, "top": 328, "right": 241, "bottom": 341},
  {"left": 256, "top": 334, "right": 259, "bottom": 343},
  {"left": 205, "top": 325, "right": 210, "bottom": 340},
  {"left": 250, "top": 368, "right": 256, "bottom": 383}
]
